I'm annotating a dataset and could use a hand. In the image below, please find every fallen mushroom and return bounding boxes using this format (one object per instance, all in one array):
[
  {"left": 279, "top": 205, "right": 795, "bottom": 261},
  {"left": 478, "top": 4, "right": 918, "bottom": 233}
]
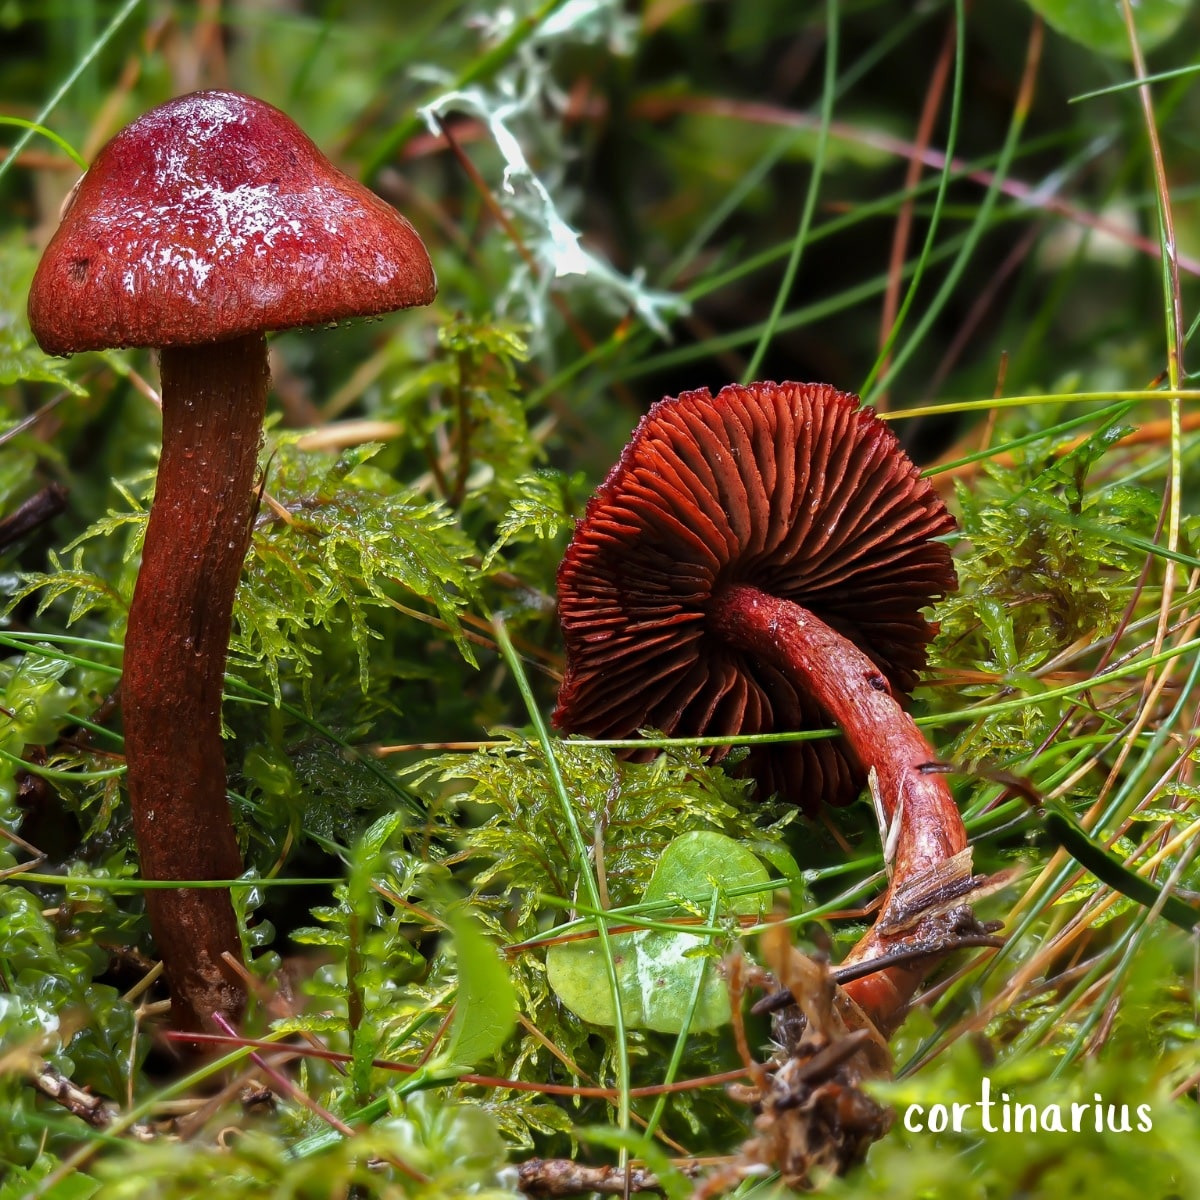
[
  {"left": 27, "top": 90, "right": 436, "bottom": 1031},
  {"left": 554, "top": 381, "right": 973, "bottom": 1032}
]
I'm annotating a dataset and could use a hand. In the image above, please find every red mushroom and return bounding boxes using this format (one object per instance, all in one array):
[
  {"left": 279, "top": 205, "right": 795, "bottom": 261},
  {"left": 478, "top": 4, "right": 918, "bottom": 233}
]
[
  {"left": 28, "top": 90, "right": 436, "bottom": 1031},
  {"left": 554, "top": 381, "right": 971, "bottom": 1032}
]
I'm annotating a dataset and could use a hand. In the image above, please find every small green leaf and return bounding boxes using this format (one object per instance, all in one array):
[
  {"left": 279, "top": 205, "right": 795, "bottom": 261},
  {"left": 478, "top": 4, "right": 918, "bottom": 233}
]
[
  {"left": 1021, "top": 0, "right": 1192, "bottom": 57},
  {"left": 546, "top": 831, "right": 770, "bottom": 1033},
  {"left": 0, "top": 1163, "right": 100, "bottom": 1200},
  {"left": 357, "top": 809, "right": 409, "bottom": 862},
  {"left": 641, "top": 830, "right": 769, "bottom": 912},
  {"left": 483, "top": 469, "right": 574, "bottom": 568},
  {"left": 546, "top": 927, "right": 723, "bottom": 1032},
  {"left": 436, "top": 907, "right": 518, "bottom": 1070}
]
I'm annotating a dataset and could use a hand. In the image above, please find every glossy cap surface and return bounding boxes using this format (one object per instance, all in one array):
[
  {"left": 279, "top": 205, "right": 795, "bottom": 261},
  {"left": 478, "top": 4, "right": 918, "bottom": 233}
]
[
  {"left": 553, "top": 381, "right": 957, "bottom": 811},
  {"left": 29, "top": 91, "right": 436, "bottom": 353}
]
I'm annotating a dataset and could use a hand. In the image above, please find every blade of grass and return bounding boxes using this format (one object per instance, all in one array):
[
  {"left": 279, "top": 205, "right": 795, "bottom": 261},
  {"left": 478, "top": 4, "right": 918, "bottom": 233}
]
[
  {"left": 638, "top": 892, "right": 722, "bottom": 1146},
  {"left": 1043, "top": 807, "right": 1198, "bottom": 932},
  {"left": 0, "top": 0, "right": 142, "bottom": 188},
  {"left": 861, "top": 15, "right": 1044, "bottom": 404},
  {"left": 862, "top": 0, "right": 964, "bottom": 404},
  {"left": 0, "top": 117, "right": 87, "bottom": 169},
  {"left": 491, "top": 615, "right": 632, "bottom": 1146},
  {"left": 741, "top": 0, "right": 837, "bottom": 383}
]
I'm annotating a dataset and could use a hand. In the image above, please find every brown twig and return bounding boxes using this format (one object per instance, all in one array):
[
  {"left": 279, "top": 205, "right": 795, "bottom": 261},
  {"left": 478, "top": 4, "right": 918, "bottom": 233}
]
[
  {"left": 0, "top": 483, "right": 69, "bottom": 549},
  {"left": 517, "top": 1160, "right": 679, "bottom": 1197},
  {"left": 29, "top": 1064, "right": 157, "bottom": 1142}
]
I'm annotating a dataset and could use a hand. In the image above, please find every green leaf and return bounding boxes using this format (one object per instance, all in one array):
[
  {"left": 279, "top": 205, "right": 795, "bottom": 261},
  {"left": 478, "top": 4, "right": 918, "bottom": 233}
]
[
  {"left": 546, "top": 831, "right": 769, "bottom": 1033},
  {"left": 483, "top": 469, "right": 574, "bottom": 568},
  {"left": 0, "top": 1162, "right": 99, "bottom": 1200},
  {"left": 435, "top": 907, "right": 518, "bottom": 1070},
  {"left": 0, "top": 649, "right": 77, "bottom": 750},
  {"left": 9, "top": 548, "right": 128, "bottom": 627},
  {"left": 0, "top": 335, "right": 87, "bottom": 392},
  {"left": 231, "top": 439, "right": 480, "bottom": 701},
  {"left": 1021, "top": 0, "right": 1192, "bottom": 57},
  {"left": 641, "top": 830, "right": 768, "bottom": 910}
]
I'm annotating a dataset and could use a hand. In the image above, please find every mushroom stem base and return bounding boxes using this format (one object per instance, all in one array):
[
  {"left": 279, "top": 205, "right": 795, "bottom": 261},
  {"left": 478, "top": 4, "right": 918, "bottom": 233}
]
[
  {"left": 123, "top": 333, "right": 269, "bottom": 1032},
  {"left": 713, "top": 583, "right": 969, "bottom": 1031}
]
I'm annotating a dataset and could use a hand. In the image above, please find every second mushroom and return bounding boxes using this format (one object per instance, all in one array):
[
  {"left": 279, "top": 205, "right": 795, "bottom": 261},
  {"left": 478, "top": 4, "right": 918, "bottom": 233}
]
[{"left": 554, "top": 380, "right": 976, "bottom": 1033}]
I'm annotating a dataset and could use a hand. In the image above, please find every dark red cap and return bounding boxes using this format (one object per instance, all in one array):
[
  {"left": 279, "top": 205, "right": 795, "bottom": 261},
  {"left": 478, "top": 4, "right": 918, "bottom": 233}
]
[
  {"left": 553, "top": 381, "right": 957, "bottom": 812},
  {"left": 28, "top": 90, "right": 436, "bottom": 354}
]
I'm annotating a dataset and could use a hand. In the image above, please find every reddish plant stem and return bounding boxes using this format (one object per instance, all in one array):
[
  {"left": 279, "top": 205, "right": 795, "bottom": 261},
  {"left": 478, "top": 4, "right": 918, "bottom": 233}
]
[
  {"left": 122, "top": 333, "right": 268, "bottom": 1031},
  {"left": 713, "top": 583, "right": 968, "bottom": 1031}
]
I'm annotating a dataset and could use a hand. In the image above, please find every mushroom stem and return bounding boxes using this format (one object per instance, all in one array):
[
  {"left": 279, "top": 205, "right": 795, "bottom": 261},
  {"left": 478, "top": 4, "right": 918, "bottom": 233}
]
[
  {"left": 122, "top": 332, "right": 268, "bottom": 1031},
  {"left": 713, "top": 583, "right": 968, "bottom": 1031}
]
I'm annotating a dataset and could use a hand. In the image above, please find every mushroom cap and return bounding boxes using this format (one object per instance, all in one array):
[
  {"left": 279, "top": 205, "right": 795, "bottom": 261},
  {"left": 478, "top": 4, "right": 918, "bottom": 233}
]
[
  {"left": 28, "top": 90, "right": 436, "bottom": 355},
  {"left": 553, "top": 381, "right": 957, "bottom": 812}
]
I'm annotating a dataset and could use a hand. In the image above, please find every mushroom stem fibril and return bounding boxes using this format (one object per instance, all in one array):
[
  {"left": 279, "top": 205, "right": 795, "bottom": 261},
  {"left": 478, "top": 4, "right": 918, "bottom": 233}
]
[
  {"left": 554, "top": 381, "right": 976, "bottom": 1034},
  {"left": 711, "top": 584, "right": 967, "bottom": 1029},
  {"left": 121, "top": 336, "right": 269, "bottom": 1027},
  {"left": 28, "top": 90, "right": 437, "bottom": 1031}
]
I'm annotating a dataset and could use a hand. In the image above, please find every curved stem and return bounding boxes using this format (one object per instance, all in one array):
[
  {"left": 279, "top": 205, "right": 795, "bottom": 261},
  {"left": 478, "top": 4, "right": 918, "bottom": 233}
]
[
  {"left": 713, "top": 583, "right": 969, "bottom": 1032},
  {"left": 122, "top": 333, "right": 268, "bottom": 1031}
]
